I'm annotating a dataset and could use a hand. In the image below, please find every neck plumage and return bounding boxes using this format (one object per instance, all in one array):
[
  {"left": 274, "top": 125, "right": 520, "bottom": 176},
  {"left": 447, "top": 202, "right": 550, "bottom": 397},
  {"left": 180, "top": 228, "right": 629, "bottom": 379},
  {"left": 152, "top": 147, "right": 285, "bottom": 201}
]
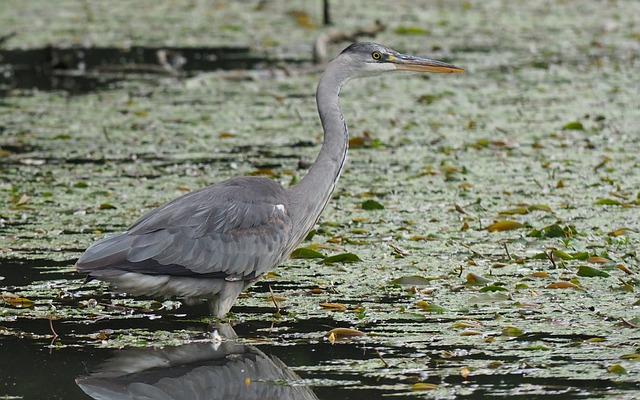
[{"left": 287, "top": 59, "right": 351, "bottom": 246}]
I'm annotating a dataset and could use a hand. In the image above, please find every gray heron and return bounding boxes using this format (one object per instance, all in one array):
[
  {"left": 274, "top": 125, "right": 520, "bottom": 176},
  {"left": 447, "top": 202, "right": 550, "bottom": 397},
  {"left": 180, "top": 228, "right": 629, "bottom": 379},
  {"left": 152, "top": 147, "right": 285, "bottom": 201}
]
[{"left": 76, "top": 42, "right": 464, "bottom": 317}]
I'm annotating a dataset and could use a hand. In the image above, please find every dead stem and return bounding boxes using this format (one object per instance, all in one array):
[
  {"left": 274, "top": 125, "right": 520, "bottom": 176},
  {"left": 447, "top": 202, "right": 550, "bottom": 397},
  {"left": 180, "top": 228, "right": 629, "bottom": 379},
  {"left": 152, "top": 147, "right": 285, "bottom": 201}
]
[{"left": 268, "top": 285, "right": 280, "bottom": 314}]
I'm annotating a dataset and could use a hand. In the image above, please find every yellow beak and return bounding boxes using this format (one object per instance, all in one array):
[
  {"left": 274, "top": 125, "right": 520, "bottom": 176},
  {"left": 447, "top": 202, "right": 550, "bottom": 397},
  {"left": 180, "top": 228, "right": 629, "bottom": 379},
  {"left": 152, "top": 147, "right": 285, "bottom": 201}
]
[{"left": 390, "top": 54, "right": 465, "bottom": 73}]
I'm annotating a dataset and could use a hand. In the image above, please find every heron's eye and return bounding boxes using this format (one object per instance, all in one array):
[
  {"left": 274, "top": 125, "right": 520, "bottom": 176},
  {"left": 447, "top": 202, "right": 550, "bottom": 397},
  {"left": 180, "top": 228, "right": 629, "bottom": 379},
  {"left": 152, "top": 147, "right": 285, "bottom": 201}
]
[{"left": 371, "top": 51, "right": 382, "bottom": 60}]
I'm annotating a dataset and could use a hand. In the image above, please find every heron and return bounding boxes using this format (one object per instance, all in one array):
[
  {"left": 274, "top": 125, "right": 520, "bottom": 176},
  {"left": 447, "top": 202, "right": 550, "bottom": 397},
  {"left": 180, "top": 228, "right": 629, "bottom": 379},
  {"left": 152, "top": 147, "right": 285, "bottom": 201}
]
[{"left": 76, "top": 42, "right": 464, "bottom": 317}]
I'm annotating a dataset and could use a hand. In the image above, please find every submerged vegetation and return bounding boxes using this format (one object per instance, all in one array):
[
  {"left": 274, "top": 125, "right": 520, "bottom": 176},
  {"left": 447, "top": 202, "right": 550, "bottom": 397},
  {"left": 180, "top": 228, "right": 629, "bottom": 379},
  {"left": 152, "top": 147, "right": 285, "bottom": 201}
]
[{"left": 1, "top": 0, "right": 639, "bottom": 398}]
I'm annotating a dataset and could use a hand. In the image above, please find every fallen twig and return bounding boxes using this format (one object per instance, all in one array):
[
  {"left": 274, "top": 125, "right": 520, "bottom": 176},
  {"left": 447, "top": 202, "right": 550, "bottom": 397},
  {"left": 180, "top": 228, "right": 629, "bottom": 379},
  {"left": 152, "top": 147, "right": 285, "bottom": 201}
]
[
  {"left": 48, "top": 315, "right": 59, "bottom": 339},
  {"left": 268, "top": 285, "right": 280, "bottom": 314},
  {"left": 620, "top": 317, "right": 640, "bottom": 329}
]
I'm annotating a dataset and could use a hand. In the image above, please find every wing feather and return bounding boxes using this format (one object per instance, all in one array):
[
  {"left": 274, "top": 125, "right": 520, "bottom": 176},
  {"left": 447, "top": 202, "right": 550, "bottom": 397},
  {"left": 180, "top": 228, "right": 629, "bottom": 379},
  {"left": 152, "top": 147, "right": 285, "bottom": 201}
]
[{"left": 77, "top": 176, "right": 293, "bottom": 281}]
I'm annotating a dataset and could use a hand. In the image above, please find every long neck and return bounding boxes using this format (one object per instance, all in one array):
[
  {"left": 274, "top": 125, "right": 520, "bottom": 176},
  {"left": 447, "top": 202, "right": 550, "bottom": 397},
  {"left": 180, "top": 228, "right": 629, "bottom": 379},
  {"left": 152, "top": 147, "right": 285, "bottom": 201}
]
[{"left": 287, "top": 61, "right": 350, "bottom": 246}]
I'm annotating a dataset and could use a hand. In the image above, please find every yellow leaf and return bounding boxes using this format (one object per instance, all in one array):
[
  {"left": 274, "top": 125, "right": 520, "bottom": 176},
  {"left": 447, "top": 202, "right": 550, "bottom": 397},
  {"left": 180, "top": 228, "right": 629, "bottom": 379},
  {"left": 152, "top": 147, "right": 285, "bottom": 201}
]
[
  {"left": 460, "top": 367, "right": 470, "bottom": 378},
  {"left": 460, "top": 330, "right": 483, "bottom": 336},
  {"left": 608, "top": 364, "right": 627, "bottom": 374},
  {"left": 498, "top": 207, "right": 529, "bottom": 215},
  {"left": 486, "top": 220, "right": 524, "bottom": 232},
  {"left": 616, "top": 264, "right": 635, "bottom": 275},
  {"left": 325, "top": 328, "right": 366, "bottom": 341},
  {"left": 585, "top": 256, "right": 609, "bottom": 263},
  {"left": 466, "top": 273, "right": 492, "bottom": 284},
  {"left": 2, "top": 293, "right": 35, "bottom": 308},
  {"left": 411, "top": 383, "right": 438, "bottom": 391},
  {"left": 451, "top": 320, "right": 482, "bottom": 329},
  {"left": 528, "top": 271, "right": 550, "bottom": 278},
  {"left": 319, "top": 303, "right": 347, "bottom": 311},
  {"left": 263, "top": 295, "right": 287, "bottom": 302},
  {"left": 545, "top": 281, "right": 579, "bottom": 289}
]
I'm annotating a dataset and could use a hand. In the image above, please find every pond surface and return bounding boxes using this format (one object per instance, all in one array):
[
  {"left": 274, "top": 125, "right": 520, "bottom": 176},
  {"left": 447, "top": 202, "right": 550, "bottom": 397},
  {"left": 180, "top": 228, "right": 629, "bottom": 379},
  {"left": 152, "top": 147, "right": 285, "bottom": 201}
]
[{"left": 1, "top": 1, "right": 640, "bottom": 399}]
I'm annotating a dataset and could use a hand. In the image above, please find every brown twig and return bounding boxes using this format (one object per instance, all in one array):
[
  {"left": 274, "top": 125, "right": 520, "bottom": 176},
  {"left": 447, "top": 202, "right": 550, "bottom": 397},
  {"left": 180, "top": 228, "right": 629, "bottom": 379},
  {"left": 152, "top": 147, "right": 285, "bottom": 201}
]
[
  {"left": 376, "top": 349, "right": 390, "bottom": 368},
  {"left": 545, "top": 250, "right": 558, "bottom": 269},
  {"left": 268, "top": 285, "right": 280, "bottom": 314},
  {"left": 48, "top": 315, "right": 59, "bottom": 339},
  {"left": 503, "top": 242, "right": 512, "bottom": 260},
  {"left": 620, "top": 317, "right": 640, "bottom": 329}
]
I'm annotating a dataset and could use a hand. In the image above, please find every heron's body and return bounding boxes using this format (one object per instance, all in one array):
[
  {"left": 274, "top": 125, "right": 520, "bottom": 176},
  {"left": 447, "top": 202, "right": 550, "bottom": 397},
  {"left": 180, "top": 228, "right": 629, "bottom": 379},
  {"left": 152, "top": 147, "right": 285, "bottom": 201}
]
[{"left": 76, "top": 43, "right": 463, "bottom": 317}]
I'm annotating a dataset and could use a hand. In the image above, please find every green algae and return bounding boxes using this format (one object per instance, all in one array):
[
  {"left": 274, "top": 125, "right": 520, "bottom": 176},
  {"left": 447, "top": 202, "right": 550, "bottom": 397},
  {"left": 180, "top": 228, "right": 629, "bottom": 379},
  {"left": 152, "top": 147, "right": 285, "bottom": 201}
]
[{"left": 1, "top": 0, "right": 640, "bottom": 399}]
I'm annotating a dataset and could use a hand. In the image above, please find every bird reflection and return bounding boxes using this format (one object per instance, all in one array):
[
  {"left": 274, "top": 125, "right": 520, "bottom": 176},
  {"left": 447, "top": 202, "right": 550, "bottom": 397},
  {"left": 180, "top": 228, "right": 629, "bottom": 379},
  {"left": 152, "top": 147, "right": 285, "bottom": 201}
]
[{"left": 76, "top": 325, "right": 317, "bottom": 400}]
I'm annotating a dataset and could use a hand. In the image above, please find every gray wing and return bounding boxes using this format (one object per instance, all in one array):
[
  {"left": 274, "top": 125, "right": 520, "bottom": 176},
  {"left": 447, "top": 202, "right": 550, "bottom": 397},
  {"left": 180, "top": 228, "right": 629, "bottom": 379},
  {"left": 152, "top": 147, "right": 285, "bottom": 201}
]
[{"left": 76, "top": 176, "right": 293, "bottom": 280}]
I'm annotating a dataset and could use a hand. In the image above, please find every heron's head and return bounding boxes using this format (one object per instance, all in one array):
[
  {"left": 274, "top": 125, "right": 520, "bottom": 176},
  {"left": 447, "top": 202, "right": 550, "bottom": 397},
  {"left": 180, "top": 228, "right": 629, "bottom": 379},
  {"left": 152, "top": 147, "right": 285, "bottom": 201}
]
[{"left": 336, "top": 42, "right": 464, "bottom": 79}]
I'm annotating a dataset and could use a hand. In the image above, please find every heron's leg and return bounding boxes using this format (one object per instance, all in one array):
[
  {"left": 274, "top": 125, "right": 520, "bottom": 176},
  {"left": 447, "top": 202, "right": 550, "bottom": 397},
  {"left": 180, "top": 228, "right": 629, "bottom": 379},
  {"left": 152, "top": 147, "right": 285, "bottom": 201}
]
[{"left": 207, "top": 281, "right": 245, "bottom": 317}]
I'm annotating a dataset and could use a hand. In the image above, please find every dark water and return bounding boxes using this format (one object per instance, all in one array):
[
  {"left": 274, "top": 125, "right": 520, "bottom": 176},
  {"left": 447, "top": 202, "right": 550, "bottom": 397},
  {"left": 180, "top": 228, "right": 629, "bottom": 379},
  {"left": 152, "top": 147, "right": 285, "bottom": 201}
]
[
  {"left": 0, "top": 46, "right": 301, "bottom": 94},
  {"left": 1, "top": 260, "right": 638, "bottom": 400}
]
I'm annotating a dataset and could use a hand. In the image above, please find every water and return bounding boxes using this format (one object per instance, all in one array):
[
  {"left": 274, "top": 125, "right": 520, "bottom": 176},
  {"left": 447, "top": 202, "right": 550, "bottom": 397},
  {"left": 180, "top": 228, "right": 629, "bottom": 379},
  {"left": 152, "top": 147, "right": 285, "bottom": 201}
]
[{"left": 1, "top": 260, "right": 638, "bottom": 399}]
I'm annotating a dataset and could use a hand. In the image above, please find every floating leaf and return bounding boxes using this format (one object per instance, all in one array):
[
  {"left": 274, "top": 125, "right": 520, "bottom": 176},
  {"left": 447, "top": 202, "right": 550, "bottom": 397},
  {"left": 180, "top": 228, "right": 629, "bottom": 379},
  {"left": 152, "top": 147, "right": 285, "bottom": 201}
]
[
  {"left": 527, "top": 204, "right": 553, "bottom": 212},
  {"left": 498, "top": 207, "right": 529, "bottom": 215},
  {"left": 460, "top": 330, "right": 483, "bottom": 336},
  {"left": 452, "top": 321, "right": 482, "bottom": 329},
  {"left": 416, "top": 300, "right": 444, "bottom": 313},
  {"left": 608, "top": 364, "right": 627, "bottom": 374},
  {"left": 546, "top": 281, "right": 579, "bottom": 289},
  {"left": 408, "top": 234, "right": 438, "bottom": 241},
  {"left": 290, "top": 248, "right": 325, "bottom": 259},
  {"left": 249, "top": 168, "right": 277, "bottom": 177},
  {"left": 394, "top": 26, "right": 429, "bottom": 35},
  {"left": 468, "top": 292, "right": 510, "bottom": 304},
  {"left": 502, "top": 326, "right": 524, "bottom": 337},
  {"left": 552, "top": 250, "right": 574, "bottom": 260},
  {"left": 361, "top": 199, "right": 384, "bottom": 210},
  {"left": 417, "top": 94, "right": 440, "bottom": 105},
  {"left": 479, "top": 285, "right": 509, "bottom": 292},
  {"left": 391, "top": 275, "right": 436, "bottom": 286},
  {"left": 528, "top": 271, "right": 550, "bottom": 278},
  {"left": 570, "top": 252, "right": 590, "bottom": 260},
  {"left": 594, "top": 198, "right": 622, "bottom": 206},
  {"left": 411, "top": 383, "right": 438, "bottom": 391},
  {"left": 577, "top": 265, "right": 610, "bottom": 278},
  {"left": 319, "top": 303, "right": 347, "bottom": 311},
  {"left": 562, "top": 121, "right": 584, "bottom": 130},
  {"left": 466, "top": 273, "right": 492, "bottom": 285},
  {"left": 616, "top": 264, "right": 635, "bottom": 275},
  {"left": 326, "top": 328, "right": 365, "bottom": 344},
  {"left": 2, "top": 293, "right": 35, "bottom": 308},
  {"left": 585, "top": 256, "right": 609, "bottom": 264},
  {"left": 528, "top": 223, "right": 577, "bottom": 238},
  {"left": 99, "top": 203, "right": 117, "bottom": 210},
  {"left": 620, "top": 354, "right": 640, "bottom": 360},
  {"left": 323, "top": 253, "right": 361, "bottom": 264},
  {"left": 608, "top": 227, "right": 634, "bottom": 237},
  {"left": 486, "top": 220, "right": 524, "bottom": 232}
]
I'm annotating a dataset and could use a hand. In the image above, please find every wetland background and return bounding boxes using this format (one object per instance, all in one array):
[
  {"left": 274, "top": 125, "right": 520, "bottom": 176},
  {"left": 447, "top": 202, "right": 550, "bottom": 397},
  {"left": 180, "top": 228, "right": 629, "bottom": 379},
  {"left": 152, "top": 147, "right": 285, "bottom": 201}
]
[{"left": 1, "top": 1, "right": 639, "bottom": 399}]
